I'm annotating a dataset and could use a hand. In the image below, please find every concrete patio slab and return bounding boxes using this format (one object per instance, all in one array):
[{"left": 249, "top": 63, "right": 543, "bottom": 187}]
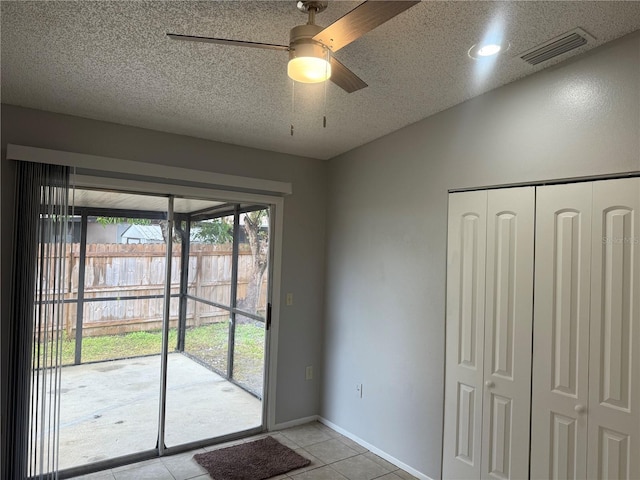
[{"left": 53, "top": 353, "right": 262, "bottom": 470}]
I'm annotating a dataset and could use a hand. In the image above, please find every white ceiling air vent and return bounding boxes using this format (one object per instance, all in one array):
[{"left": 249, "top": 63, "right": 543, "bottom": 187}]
[{"left": 519, "top": 28, "right": 595, "bottom": 66}]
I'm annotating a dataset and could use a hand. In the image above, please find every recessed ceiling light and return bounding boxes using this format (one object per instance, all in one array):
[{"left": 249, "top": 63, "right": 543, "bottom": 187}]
[
  {"left": 478, "top": 44, "right": 502, "bottom": 56},
  {"left": 468, "top": 41, "right": 510, "bottom": 59}
]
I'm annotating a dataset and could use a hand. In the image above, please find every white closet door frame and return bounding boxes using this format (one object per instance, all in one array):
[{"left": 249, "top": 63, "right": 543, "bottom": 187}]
[
  {"left": 530, "top": 182, "right": 593, "bottom": 480},
  {"left": 587, "top": 177, "right": 640, "bottom": 480},
  {"left": 442, "top": 191, "right": 488, "bottom": 479},
  {"left": 481, "top": 187, "right": 535, "bottom": 480}
]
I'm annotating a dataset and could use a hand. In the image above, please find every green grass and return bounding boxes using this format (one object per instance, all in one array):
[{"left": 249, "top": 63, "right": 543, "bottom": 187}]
[
  {"left": 185, "top": 322, "right": 265, "bottom": 393},
  {"left": 79, "top": 329, "right": 179, "bottom": 363},
  {"left": 53, "top": 329, "right": 178, "bottom": 365},
  {"left": 34, "top": 322, "right": 265, "bottom": 397},
  {"left": 38, "top": 323, "right": 265, "bottom": 393}
]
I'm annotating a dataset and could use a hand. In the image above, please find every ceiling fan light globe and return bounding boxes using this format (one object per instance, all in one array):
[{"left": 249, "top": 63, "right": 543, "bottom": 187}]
[{"left": 288, "top": 56, "right": 331, "bottom": 83}]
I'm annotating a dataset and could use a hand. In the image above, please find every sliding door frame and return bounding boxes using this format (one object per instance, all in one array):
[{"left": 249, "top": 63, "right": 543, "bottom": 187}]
[
  {"left": 5, "top": 145, "right": 288, "bottom": 477},
  {"left": 69, "top": 177, "right": 285, "bottom": 444},
  {"left": 185, "top": 203, "right": 272, "bottom": 396}
]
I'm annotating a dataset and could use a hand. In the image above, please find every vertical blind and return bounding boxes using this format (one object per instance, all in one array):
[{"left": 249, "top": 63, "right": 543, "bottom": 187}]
[{"left": 4, "top": 161, "right": 71, "bottom": 480}]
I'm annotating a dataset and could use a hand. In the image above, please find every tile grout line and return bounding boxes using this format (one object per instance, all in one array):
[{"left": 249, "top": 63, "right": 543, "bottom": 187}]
[{"left": 76, "top": 422, "right": 416, "bottom": 480}]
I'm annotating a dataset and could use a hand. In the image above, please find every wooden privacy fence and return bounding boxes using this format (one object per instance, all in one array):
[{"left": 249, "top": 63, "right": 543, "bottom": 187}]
[{"left": 38, "top": 243, "right": 267, "bottom": 337}]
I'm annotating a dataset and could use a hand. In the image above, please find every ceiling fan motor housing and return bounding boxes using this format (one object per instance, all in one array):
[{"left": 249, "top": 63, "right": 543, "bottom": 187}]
[{"left": 289, "top": 23, "right": 330, "bottom": 59}]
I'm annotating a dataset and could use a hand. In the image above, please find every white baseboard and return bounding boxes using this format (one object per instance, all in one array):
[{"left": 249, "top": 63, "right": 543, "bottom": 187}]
[
  {"left": 271, "top": 414, "right": 319, "bottom": 431},
  {"left": 318, "top": 417, "right": 435, "bottom": 480}
]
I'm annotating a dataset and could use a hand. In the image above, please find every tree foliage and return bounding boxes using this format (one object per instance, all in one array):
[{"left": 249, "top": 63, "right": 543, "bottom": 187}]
[
  {"left": 192, "top": 218, "right": 233, "bottom": 244},
  {"left": 95, "top": 217, "right": 152, "bottom": 227}
]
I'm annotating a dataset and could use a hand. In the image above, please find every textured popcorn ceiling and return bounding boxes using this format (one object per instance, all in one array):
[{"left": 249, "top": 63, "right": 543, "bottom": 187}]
[{"left": 2, "top": 1, "right": 639, "bottom": 160}]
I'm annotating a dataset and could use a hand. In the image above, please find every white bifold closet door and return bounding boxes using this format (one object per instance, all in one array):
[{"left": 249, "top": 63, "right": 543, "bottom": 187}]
[
  {"left": 443, "top": 190, "right": 488, "bottom": 479},
  {"left": 530, "top": 182, "right": 593, "bottom": 480},
  {"left": 587, "top": 178, "right": 640, "bottom": 480},
  {"left": 443, "top": 187, "right": 534, "bottom": 480},
  {"left": 481, "top": 188, "right": 535, "bottom": 480},
  {"left": 531, "top": 177, "right": 639, "bottom": 480}
]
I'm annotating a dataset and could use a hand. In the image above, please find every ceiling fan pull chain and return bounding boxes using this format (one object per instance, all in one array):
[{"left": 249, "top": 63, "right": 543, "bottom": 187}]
[
  {"left": 323, "top": 47, "right": 329, "bottom": 128},
  {"left": 291, "top": 80, "right": 295, "bottom": 136}
]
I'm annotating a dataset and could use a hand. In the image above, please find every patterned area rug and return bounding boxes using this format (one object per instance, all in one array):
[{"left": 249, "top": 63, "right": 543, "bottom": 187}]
[{"left": 193, "top": 436, "right": 310, "bottom": 480}]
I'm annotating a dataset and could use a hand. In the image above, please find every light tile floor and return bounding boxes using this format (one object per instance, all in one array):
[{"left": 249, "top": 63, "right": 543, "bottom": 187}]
[{"left": 69, "top": 422, "right": 418, "bottom": 480}]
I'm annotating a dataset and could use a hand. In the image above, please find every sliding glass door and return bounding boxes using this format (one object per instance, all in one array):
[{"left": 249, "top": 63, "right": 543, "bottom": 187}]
[
  {"left": 231, "top": 207, "right": 270, "bottom": 396},
  {"left": 165, "top": 206, "right": 270, "bottom": 447},
  {"left": 58, "top": 210, "right": 169, "bottom": 469},
  {"left": 35, "top": 189, "right": 273, "bottom": 474}
]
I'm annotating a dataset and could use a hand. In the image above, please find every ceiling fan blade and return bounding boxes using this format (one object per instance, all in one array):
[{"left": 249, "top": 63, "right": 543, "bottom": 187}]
[
  {"left": 330, "top": 57, "right": 367, "bottom": 93},
  {"left": 167, "top": 33, "right": 289, "bottom": 52},
  {"left": 313, "top": 1, "right": 419, "bottom": 52}
]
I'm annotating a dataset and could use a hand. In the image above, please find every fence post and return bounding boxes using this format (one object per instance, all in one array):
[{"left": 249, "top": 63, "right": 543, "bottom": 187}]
[
  {"left": 194, "top": 248, "right": 202, "bottom": 326},
  {"left": 64, "top": 243, "right": 73, "bottom": 339},
  {"left": 176, "top": 219, "right": 189, "bottom": 351},
  {"left": 74, "top": 212, "right": 88, "bottom": 364}
]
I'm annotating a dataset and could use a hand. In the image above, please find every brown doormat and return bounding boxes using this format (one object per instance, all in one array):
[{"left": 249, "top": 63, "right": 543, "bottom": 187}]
[{"left": 193, "top": 436, "right": 310, "bottom": 480}]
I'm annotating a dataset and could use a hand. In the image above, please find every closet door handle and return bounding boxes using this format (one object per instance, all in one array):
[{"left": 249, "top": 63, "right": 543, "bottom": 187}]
[
  {"left": 574, "top": 404, "right": 586, "bottom": 414},
  {"left": 485, "top": 381, "right": 495, "bottom": 389}
]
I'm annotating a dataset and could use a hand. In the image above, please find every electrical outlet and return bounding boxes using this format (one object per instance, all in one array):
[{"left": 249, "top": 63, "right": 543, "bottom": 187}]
[
  {"left": 286, "top": 293, "right": 294, "bottom": 306},
  {"left": 356, "top": 383, "right": 363, "bottom": 398},
  {"left": 305, "top": 366, "right": 313, "bottom": 380}
]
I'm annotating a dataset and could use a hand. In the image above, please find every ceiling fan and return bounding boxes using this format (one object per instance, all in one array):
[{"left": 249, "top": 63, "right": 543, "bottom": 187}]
[{"left": 167, "top": 1, "right": 420, "bottom": 93}]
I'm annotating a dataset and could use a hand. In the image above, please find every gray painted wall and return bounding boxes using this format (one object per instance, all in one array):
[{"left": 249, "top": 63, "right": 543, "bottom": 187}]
[
  {"left": 323, "top": 32, "right": 640, "bottom": 478},
  {"left": 0, "top": 105, "right": 328, "bottom": 426}
]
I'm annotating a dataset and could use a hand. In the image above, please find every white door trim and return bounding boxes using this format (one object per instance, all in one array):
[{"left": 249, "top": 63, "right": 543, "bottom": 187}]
[{"left": 6, "top": 144, "right": 292, "bottom": 196}]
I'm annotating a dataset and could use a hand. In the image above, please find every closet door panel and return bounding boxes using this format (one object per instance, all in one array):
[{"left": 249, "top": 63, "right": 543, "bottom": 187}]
[
  {"left": 481, "top": 187, "right": 534, "bottom": 480},
  {"left": 587, "top": 178, "right": 640, "bottom": 480},
  {"left": 443, "top": 191, "right": 488, "bottom": 479},
  {"left": 530, "top": 182, "right": 592, "bottom": 480}
]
